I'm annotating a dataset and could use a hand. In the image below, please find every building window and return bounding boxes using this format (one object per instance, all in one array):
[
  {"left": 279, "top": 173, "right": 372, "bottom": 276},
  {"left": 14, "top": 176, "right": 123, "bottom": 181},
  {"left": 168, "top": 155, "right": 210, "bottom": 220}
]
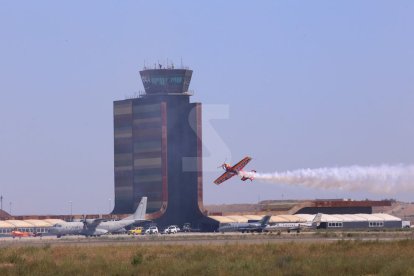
[
  {"left": 328, "top": 222, "right": 343, "bottom": 228},
  {"left": 369, "top": 221, "right": 384, "bottom": 227}
]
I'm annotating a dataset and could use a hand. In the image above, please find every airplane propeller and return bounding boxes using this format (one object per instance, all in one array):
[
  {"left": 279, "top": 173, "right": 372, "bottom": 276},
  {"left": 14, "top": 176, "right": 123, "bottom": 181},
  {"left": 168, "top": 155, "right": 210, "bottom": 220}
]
[{"left": 217, "top": 158, "right": 227, "bottom": 169}]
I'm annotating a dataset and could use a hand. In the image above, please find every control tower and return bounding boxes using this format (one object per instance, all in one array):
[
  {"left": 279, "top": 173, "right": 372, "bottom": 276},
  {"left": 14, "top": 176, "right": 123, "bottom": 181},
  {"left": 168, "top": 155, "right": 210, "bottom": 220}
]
[{"left": 113, "top": 66, "right": 213, "bottom": 229}]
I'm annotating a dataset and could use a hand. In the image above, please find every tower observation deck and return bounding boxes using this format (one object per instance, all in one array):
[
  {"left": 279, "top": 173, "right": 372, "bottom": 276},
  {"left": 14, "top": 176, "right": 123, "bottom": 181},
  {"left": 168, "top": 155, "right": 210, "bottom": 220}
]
[{"left": 140, "top": 68, "right": 193, "bottom": 95}]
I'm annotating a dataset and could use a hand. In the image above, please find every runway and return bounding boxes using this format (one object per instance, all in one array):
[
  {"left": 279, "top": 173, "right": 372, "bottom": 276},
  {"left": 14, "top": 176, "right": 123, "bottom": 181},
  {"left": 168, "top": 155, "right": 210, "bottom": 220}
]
[{"left": 1, "top": 231, "right": 413, "bottom": 247}]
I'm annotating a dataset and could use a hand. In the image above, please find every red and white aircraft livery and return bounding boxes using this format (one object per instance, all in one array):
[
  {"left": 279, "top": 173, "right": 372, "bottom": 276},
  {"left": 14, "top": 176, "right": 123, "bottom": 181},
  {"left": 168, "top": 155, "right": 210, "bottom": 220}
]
[{"left": 214, "top": 156, "right": 256, "bottom": 185}]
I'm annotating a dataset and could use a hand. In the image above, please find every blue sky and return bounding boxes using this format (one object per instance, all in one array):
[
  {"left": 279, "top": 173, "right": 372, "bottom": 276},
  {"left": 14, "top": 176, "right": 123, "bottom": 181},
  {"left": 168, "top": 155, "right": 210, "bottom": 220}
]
[{"left": 0, "top": 1, "right": 413, "bottom": 214}]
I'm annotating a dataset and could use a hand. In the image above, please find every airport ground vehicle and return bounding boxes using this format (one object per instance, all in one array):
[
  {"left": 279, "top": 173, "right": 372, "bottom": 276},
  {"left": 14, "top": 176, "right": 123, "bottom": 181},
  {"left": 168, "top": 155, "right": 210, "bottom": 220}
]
[
  {"left": 402, "top": 221, "right": 411, "bottom": 228},
  {"left": 128, "top": 227, "right": 144, "bottom": 235},
  {"left": 182, "top": 223, "right": 192, "bottom": 232},
  {"left": 11, "top": 229, "right": 42, "bottom": 238},
  {"left": 182, "top": 223, "right": 200, "bottom": 232},
  {"left": 145, "top": 226, "right": 158, "bottom": 235},
  {"left": 163, "top": 225, "right": 180, "bottom": 234}
]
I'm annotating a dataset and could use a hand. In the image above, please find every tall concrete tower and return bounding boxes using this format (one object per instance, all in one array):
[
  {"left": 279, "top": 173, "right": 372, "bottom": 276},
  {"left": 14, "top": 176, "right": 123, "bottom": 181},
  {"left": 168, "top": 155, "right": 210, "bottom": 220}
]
[{"left": 113, "top": 66, "right": 213, "bottom": 229}]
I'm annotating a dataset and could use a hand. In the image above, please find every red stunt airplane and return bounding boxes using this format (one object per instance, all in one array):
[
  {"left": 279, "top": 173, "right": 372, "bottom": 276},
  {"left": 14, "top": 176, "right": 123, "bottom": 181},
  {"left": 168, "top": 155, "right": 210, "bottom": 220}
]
[{"left": 214, "top": 156, "right": 256, "bottom": 185}]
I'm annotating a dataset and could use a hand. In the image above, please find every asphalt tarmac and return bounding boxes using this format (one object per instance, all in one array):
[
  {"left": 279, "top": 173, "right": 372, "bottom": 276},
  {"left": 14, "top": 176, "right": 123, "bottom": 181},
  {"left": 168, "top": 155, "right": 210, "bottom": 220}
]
[{"left": 1, "top": 231, "right": 413, "bottom": 247}]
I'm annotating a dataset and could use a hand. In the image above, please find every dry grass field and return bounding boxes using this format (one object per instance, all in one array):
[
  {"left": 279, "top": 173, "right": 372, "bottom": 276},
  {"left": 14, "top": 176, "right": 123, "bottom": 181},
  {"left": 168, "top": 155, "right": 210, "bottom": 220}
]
[{"left": 1, "top": 240, "right": 414, "bottom": 275}]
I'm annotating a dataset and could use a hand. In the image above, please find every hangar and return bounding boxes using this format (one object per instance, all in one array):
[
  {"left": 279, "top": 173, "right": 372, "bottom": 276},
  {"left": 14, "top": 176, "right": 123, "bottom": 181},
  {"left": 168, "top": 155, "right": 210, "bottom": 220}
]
[
  {"left": 208, "top": 213, "right": 404, "bottom": 230},
  {"left": 318, "top": 213, "right": 403, "bottom": 229},
  {"left": 0, "top": 219, "right": 65, "bottom": 236}
]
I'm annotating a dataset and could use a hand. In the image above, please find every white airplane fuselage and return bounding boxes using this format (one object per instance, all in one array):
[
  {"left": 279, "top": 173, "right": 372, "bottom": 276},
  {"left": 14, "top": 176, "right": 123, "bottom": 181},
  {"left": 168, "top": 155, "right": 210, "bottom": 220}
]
[
  {"left": 264, "top": 222, "right": 312, "bottom": 232},
  {"left": 264, "top": 213, "right": 322, "bottom": 233}
]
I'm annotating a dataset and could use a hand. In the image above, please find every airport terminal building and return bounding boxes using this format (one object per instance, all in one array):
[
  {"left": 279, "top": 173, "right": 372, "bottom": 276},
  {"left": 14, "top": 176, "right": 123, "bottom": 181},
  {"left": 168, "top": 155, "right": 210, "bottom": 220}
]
[{"left": 112, "top": 66, "right": 214, "bottom": 229}]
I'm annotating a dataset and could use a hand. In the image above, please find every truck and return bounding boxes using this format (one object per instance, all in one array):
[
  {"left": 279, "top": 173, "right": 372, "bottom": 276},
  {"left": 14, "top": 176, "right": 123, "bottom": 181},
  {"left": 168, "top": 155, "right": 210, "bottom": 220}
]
[
  {"left": 402, "top": 221, "right": 411, "bottom": 229},
  {"left": 163, "top": 225, "right": 180, "bottom": 234},
  {"left": 145, "top": 226, "right": 159, "bottom": 235},
  {"left": 128, "top": 227, "right": 144, "bottom": 235}
]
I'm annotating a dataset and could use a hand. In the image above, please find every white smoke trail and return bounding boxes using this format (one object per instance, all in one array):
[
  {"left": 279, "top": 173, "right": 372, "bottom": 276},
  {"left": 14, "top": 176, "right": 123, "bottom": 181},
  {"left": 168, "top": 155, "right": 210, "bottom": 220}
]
[{"left": 239, "top": 164, "right": 414, "bottom": 195}]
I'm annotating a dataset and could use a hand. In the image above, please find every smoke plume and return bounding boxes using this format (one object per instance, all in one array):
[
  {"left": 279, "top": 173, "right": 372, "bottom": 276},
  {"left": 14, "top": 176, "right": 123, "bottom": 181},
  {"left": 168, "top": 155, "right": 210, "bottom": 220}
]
[{"left": 239, "top": 164, "right": 414, "bottom": 195}]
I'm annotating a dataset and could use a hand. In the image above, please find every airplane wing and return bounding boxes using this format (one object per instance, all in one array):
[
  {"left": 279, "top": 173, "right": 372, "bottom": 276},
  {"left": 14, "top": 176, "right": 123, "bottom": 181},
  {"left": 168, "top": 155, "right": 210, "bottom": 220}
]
[
  {"left": 214, "top": 172, "right": 235, "bottom": 185},
  {"left": 231, "top": 156, "right": 252, "bottom": 172},
  {"left": 83, "top": 218, "right": 107, "bottom": 229}
]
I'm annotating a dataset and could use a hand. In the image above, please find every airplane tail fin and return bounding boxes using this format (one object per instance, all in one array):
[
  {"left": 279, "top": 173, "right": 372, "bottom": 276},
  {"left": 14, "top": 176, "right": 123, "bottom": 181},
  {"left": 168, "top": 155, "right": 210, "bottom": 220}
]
[
  {"left": 312, "top": 213, "right": 322, "bottom": 228},
  {"left": 123, "top": 197, "right": 147, "bottom": 221},
  {"left": 259, "top": 215, "right": 271, "bottom": 227}
]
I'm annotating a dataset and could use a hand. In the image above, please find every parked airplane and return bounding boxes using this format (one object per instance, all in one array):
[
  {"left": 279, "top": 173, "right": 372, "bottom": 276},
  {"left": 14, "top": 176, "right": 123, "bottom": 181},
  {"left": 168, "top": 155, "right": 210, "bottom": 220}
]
[
  {"left": 264, "top": 213, "right": 322, "bottom": 233},
  {"left": 49, "top": 197, "right": 147, "bottom": 238},
  {"left": 214, "top": 156, "right": 256, "bottom": 185},
  {"left": 218, "top": 215, "right": 271, "bottom": 233}
]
